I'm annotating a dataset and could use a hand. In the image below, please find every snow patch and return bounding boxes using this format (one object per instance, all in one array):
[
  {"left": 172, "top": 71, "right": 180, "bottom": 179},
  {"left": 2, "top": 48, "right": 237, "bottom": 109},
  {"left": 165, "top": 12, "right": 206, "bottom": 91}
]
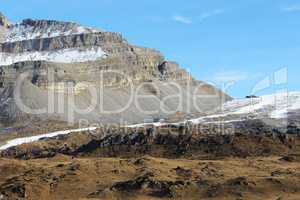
[
  {"left": 127, "top": 122, "right": 167, "bottom": 128},
  {"left": 0, "top": 127, "right": 97, "bottom": 151},
  {"left": 0, "top": 47, "right": 108, "bottom": 66},
  {"left": 3, "top": 23, "right": 100, "bottom": 43}
]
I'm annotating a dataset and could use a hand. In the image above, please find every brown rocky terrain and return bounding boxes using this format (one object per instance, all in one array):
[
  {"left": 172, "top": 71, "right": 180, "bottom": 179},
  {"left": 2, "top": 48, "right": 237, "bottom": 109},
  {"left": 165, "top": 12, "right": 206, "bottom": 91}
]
[
  {"left": 0, "top": 123, "right": 300, "bottom": 199},
  {"left": 1, "top": 100, "right": 300, "bottom": 199},
  {"left": 3, "top": 154, "right": 300, "bottom": 200}
]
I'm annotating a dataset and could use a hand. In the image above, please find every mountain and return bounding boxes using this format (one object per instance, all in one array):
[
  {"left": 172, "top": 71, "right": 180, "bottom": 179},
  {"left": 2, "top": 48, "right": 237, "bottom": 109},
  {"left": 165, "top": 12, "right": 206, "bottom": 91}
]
[
  {"left": 1, "top": 11, "right": 300, "bottom": 200},
  {"left": 0, "top": 12, "right": 230, "bottom": 126}
]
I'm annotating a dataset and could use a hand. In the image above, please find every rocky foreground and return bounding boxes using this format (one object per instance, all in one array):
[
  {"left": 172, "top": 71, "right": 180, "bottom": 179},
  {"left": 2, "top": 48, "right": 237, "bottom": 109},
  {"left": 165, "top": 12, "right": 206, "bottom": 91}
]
[
  {"left": 0, "top": 124, "right": 300, "bottom": 200},
  {"left": 1, "top": 154, "right": 300, "bottom": 200}
]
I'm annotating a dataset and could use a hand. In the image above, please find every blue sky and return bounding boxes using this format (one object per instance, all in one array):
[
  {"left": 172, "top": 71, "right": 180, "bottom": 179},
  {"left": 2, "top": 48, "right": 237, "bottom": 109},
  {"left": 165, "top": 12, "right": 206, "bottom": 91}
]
[{"left": 1, "top": 0, "right": 300, "bottom": 97}]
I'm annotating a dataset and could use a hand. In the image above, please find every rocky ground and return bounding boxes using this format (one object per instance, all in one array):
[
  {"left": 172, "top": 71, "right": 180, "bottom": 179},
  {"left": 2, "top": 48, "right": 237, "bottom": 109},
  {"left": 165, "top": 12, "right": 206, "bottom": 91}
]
[
  {"left": 0, "top": 124, "right": 300, "bottom": 200},
  {"left": 1, "top": 154, "right": 300, "bottom": 200},
  {"left": 0, "top": 120, "right": 76, "bottom": 147}
]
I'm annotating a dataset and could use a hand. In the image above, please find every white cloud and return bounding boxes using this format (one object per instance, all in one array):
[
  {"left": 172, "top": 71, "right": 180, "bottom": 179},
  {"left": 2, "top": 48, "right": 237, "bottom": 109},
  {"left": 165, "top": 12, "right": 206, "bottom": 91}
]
[
  {"left": 282, "top": 5, "right": 300, "bottom": 12},
  {"left": 172, "top": 15, "right": 192, "bottom": 25},
  {"left": 170, "top": 9, "right": 224, "bottom": 25},
  {"left": 199, "top": 9, "right": 225, "bottom": 21},
  {"left": 211, "top": 70, "right": 250, "bottom": 83}
]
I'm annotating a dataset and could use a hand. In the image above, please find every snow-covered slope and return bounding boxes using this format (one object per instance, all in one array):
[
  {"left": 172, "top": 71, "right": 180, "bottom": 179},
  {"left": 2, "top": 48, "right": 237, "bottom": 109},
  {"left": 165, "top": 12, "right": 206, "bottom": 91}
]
[
  {"left": 3, "top": 21, "right": 100, "bottom": 43},
  {"left": 190, "top": 92, "right": 300, "bottom": 124},
  {"left": 0, "top": 19, "right": 108, "bottom": 65},
  {"left": 0, "top": 47, "right": 108, "bottom": 65},
  {"left": 126, "top": 92, "right": 300, "bottom": 128},
  {"left": 0, "top": 127, "right": 97, "bottom": 150}
]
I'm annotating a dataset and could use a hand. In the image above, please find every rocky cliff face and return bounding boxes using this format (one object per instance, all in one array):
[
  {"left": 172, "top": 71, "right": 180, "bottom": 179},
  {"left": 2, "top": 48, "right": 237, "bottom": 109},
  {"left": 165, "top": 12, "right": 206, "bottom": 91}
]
[
  {"left": 0, "top": 13, "right": 9, "bottom": 43},
  {"left": 0, "top": 13, "right": 230, "bottom": 125},
  {"left": 0, "top": 12, "right": 10, "bottom": 28}
]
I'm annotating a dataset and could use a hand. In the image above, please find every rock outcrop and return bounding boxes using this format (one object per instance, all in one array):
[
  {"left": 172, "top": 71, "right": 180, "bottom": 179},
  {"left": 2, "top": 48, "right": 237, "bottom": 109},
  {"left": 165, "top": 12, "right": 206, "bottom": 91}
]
[{"left": 0, "top": 12, "right": 10, "bottom": 28}]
